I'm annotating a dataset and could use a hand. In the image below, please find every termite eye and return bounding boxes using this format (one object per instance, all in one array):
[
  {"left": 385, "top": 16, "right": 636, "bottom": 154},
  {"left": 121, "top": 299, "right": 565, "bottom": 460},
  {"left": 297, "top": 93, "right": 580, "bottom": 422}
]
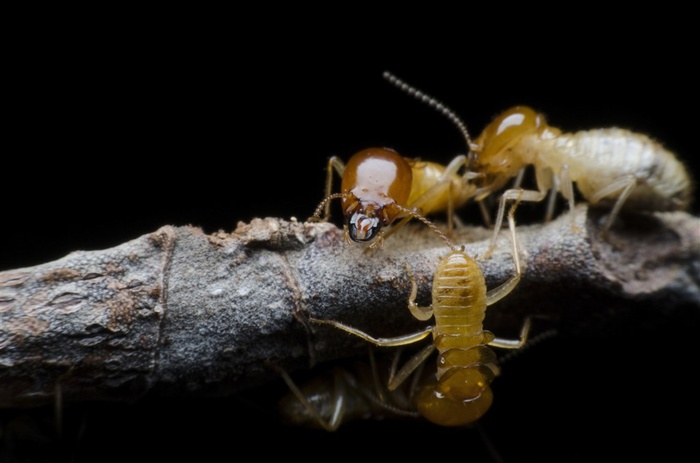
[
  {"left": 348, "top": 213, "right": 381, "bottom": 242},
  {"left": 476, "top": 106, "right": 545, "bottom": 159}
]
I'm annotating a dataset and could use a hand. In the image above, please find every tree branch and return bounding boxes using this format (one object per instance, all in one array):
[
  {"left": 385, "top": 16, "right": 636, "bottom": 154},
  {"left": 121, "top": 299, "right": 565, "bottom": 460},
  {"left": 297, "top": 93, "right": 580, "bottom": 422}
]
[{"left": 1, "top": 205, "right": 698, "bottom": 408}]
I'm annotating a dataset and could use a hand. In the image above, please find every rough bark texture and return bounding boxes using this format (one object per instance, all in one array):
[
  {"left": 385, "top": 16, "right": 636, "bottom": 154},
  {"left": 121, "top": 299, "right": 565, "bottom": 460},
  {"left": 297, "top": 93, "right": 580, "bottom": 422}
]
[{"left": 1, "top": 205, "right": 698, "bottom": 408}]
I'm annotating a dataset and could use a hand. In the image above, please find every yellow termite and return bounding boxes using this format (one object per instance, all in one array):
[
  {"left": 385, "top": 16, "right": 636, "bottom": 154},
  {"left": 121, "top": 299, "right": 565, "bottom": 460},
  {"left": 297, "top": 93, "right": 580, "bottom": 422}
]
[
  {"left": 308, "top": 207, "right": 531, "bottom": 426},
  {"left": 383, "top": 71, "right": 694, "bottom": 256},
  {"left": 277, "top": 324, "right": 557, "bottom": 430}
]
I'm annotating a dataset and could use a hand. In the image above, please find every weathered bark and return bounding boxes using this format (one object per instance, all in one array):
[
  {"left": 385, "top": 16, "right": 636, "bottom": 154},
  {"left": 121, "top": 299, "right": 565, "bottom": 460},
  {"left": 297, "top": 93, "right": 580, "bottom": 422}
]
[{"left": 1, "top": 205, "right": 698, "bottom": 408}]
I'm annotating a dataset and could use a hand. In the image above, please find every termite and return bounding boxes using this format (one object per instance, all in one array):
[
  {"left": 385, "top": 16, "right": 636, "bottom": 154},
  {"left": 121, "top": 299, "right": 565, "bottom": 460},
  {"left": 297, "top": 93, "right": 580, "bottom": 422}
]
[
  {"left": 383, "top": 71, "right": 694, "bottom": 256},
  {"left": 306, "top": 206, "right": 532, "bottom": 426},
  {"left": 309, "top": 117, "right": 482, "bottom": 249},
  {"left": 276, "top": 328, "right": 558, "bottom": 431},
  {"left": 275, "top": 347, "right": 424, "bottom": 431}
]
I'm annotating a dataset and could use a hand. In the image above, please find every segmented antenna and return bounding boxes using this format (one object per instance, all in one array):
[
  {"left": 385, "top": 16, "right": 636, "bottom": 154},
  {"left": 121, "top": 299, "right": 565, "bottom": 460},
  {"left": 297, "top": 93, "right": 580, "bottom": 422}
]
[
  {"left": 382, "top": 71, "right": 476, "bottom": 154},
  {"left": 394, "top": 204, "right": 458, "bottom": 252}
]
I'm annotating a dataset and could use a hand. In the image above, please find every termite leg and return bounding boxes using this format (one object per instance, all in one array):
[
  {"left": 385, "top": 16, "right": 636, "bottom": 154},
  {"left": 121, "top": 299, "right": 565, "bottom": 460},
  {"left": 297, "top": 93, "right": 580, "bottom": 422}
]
[
  {"left": 477, "top": 198, "right": 493, "bottom": 228},
  {"left": 588, "top": 174, "right": 637, "bottom": 238},
  {"left": 367, "top": 346, "right": 386, "bottom": 403},
  {"left": 406, "top": 349, "right": 428, "bottom": 399},
  {"left": 386, "top": 342, "right": 435, "bottom": 391},
  {"left": 482, "top": 187, "right": 545, "bottom": 260},
  {"left": 275, "top": 364, "right": 347, "bottom": 432},
  {"left": 365, "top": 231, "right": 386, "bottom": 253},
  {"left": 309, "top": 317, "right": 433, "bottom": 347},
  {"left": 558, "top": 164, "right": 581, "bottom": 233},
  {"left": 544, "top": 170, "right": 560, "bottom": 223},
  {"left": 291, "top": 308, "right": 318, "bottom": 368},
  {"left": 370, "top": 215, "right": 411, "bottom": 247},
  {"left": 366, "top": 262, "right": 437, "bottom": 391},
  {"left": 488, "top": 316, "right": 533, "bottom": 350},
  {"left": 308, "top": 316, "right": 435, "bottom": 392},
  {"left": 496, "top": 328, "right": 559, "bottom": 365},
  {"left": 367, "top": 345, "right": 425, "bottom": 409},
  {"left": 511, "top": 166, "right": 527, "bottom": 189},
  {"left": 405, "top": 262, "right": 434, "bottom": 321},
  {"left": 484, "top": 199, "right": 522, "bottom": 305}
]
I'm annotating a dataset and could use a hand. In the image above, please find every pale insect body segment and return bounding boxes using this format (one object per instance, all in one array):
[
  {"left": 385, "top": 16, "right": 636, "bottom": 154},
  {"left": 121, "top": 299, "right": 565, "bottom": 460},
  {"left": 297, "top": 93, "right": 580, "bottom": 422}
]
[
  {"left": 477, "top": 109, "right": 693, "bottom": 257},
  {"left": 382, "top": 72, "right": 694, "bottom": 257},
  {"left": 544, "top": 128, "right": 691, "bottom": 213}
]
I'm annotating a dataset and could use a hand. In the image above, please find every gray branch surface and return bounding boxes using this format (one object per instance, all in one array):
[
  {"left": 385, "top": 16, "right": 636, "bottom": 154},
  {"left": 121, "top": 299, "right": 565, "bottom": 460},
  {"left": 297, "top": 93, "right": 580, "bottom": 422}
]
[{"left": 1, "top": 205, "right": 698, "bottom": 408}]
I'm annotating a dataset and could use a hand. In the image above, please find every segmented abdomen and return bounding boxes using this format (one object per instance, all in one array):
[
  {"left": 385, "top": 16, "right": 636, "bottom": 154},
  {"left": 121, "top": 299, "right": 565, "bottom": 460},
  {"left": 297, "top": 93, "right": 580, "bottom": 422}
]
[
  {"left": 415, "top": 250, "right": 497, "bottom": 426},
  {"left": 432, "top": 251, "right": 490, "bottom": 358},
  {"left": 541, "top": 128, "right": 692, "bottom": 211}
]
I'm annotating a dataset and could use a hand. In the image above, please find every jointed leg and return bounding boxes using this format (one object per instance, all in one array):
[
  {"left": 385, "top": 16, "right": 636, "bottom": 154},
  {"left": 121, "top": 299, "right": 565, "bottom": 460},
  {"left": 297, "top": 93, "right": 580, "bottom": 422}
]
[
  {"left": 309, "top": 317, "right": 433, "bottom": 347},
  {"left": 588, "top": 174, "right": 637, "bottom": 237},
  {"left": 559, "top": 164, "right": 581, "bottom": 233},
  {"left": 485, "top": 198, "right": 523, "bottom": 305},
  {"left": 482, "top": 187, "right": 546, "bottom": 260},
  {"left": 275, "top": 364, "right": 348, "bottom": 432},
  {"left": 405, "top": 262, "right": 434, "bottom": 321},
  {"left": 386, "top": 342, "right": 435, "bottom": 391},
  {"left": 488, "top": 316, "right": 533, "bottom": 350}
]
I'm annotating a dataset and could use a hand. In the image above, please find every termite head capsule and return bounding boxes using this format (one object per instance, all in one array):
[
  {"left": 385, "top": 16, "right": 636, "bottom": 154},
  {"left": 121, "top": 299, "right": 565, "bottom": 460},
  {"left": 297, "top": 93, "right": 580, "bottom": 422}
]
[
  {"left": 474, "top": 106, "right": 547, "bottom": 163},
  {"left": 471, "top": 106, "right": 560, "bottom": 192},
  {"left": 340, "top": 148, "right": 413, "bottom": 243}
]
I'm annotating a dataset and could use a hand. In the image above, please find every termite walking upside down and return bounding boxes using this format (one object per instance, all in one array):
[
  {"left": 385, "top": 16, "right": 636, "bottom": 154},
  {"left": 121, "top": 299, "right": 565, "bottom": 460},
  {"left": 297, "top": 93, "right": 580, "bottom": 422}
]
[{"left": 304, "top": 206, "right": 531, "bottom": 426}]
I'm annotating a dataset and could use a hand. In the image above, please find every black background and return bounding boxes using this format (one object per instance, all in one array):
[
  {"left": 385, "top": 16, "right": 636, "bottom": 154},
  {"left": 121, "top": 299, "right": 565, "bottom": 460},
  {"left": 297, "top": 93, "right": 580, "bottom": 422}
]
[{"left": 2, "top": 26, "right": 699, "bottom": 463}]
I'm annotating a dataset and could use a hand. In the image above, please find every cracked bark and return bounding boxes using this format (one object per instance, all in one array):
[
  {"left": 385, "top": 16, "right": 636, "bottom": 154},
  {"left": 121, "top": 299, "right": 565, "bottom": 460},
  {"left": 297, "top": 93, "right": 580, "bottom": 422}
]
[{"left": 0, "top": 205, "right": 698, "bottom": 408}]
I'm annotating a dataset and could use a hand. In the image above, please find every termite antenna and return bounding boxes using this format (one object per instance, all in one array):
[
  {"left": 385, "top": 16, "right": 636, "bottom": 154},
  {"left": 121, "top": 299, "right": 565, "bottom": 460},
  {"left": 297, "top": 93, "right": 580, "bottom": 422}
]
[
  {"left": 382, "top": 71, "right": 477, "bottom": 162},
  {"left": 394, "top": 204, "right": 458, "bottom": 252},
  {"left": 309, "top": 193, "right": 345, "bottom": 222}
]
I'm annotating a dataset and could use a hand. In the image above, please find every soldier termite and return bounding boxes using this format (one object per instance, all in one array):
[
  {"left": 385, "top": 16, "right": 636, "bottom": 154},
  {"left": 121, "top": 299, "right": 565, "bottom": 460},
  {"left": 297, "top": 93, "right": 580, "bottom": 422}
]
[
  {"left": 309, "top": 134, "right": 481, "bottom": 249},
  {"left": 383, "top": 71, "right": 694, "bottom": 257}
]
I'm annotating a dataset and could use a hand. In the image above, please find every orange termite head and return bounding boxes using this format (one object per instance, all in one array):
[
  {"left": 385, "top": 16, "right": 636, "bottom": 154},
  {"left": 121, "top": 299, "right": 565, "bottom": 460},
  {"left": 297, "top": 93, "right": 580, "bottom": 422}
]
[
  {"left": 469, "top": 106, "right": 560, "bottom": 194},
  {"left": 340, "top": 148, "right": 413, "bottom": 243},
  {"left": 473, "top": 106, "right": 552, "bottom": 169}
]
